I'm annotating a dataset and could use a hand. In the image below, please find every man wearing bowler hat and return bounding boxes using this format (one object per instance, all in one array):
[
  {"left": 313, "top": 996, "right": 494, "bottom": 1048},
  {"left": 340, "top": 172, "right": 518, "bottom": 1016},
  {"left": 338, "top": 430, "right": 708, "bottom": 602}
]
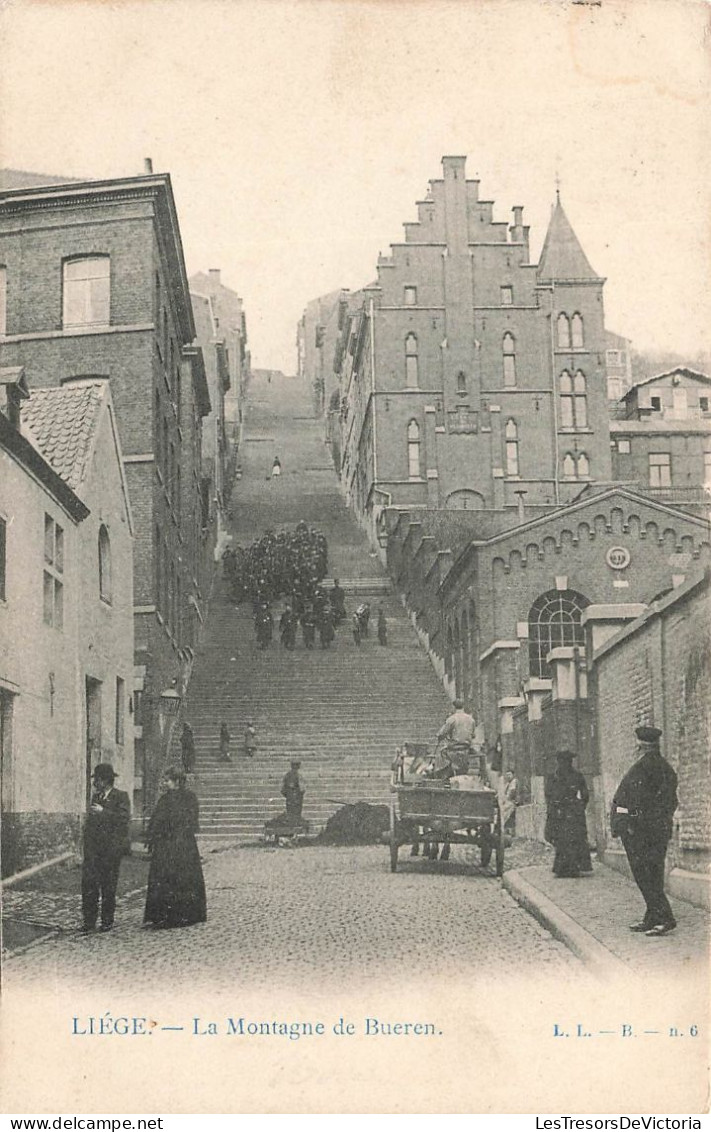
[
  {"left": 81, "top": 763, "right": 131, "bottom": 934},
  {"left": 610, "top": 725, "right": 678, "bottom": 936}
]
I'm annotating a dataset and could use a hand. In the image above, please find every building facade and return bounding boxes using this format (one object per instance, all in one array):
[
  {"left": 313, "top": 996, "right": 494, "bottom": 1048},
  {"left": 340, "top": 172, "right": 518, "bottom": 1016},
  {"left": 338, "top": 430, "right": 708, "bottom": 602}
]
[
  {"left": 610, "top": 367, "right": 711, "bottom": 510},
  {"left": 0, "top": 373, "right": 134, "bottom": 875},
  {"left": 325, "top": 156, "right": 611, "bottom": 542},
  {"left": 0, "top": 172, "right": 211, "bottom": 814}
]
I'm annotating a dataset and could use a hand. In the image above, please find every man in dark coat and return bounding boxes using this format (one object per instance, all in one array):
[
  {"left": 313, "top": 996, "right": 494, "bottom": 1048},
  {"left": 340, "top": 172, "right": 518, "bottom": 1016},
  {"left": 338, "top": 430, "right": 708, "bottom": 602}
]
[
  {"left": 180, "top": 722, "right": 196, "bottom": 774},
  {"left": 81, "top": 763, "right": 130, "bottom": 934},
  {"left": 544, "top": 750, "right": 592, "bottom": 878},
  {"left": 281, "top": 761, "right": 305, "bottom": 821},
  {"left": 611, "top": 725, "right": 678, "bottom": 936}
]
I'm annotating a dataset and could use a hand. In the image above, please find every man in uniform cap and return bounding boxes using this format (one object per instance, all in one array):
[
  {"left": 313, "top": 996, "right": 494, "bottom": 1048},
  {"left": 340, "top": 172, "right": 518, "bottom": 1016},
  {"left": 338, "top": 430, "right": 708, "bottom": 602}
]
[
  {"left": 610, "top": 725, "right": 678, "bottom": 936},
  {"left": 281, "top": 760, "right": 305, "bottom": 822},
  {"left": 81, "top": 763, "right": 131, "bottom": 934}
]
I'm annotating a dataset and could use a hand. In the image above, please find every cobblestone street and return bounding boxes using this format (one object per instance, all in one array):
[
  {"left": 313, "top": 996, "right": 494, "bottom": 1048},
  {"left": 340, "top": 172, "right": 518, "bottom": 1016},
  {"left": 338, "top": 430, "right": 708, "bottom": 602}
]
[{"left": 5, "top": 843, "right": 582, "bottom": 995}]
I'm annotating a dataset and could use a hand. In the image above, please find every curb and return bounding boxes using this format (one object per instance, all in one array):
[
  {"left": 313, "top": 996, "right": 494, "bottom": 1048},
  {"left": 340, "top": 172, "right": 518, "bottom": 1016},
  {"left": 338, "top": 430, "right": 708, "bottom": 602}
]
[{"left": 503, "top": 868, "right": 629, "bottom": 979}]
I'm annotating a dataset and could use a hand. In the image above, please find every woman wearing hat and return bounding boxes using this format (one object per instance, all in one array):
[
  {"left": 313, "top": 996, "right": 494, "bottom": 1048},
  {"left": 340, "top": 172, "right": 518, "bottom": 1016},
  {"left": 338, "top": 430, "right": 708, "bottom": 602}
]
[
  {"left": 144, "top": 767, "right": 207, "bottom": 929},
  {"left": 544, "top": 751, "right": 592, "bottom": 878}
]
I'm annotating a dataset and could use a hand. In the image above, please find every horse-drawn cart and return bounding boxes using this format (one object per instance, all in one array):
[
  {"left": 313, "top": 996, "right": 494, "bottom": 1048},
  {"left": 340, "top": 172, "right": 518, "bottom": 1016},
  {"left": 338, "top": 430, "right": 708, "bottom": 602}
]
[{"left": 388, "top": 745, "right": 505, "bottom": 876}]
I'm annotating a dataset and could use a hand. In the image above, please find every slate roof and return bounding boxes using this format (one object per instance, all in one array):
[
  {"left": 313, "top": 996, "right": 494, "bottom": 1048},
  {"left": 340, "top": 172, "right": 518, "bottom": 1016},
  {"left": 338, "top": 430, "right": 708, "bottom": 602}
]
[
  {"left": 537, "top": 197, "right": 601, "bottom": 282},
  {"left": 621, "top": 367, "right": 711, "bottom": 399},
  {"left": 21, "top": 382, "right": 105, "bottom": 491}
]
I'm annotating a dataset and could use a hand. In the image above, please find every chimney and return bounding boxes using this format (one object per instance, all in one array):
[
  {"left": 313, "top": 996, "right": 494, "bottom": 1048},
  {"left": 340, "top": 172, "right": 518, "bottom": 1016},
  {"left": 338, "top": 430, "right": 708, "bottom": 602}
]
[
  {"left": 510, "top": 205, "right": 524, "bottom": 243},
  {"left": 144, "top": 158, "right": 153, "bottom": 174}
]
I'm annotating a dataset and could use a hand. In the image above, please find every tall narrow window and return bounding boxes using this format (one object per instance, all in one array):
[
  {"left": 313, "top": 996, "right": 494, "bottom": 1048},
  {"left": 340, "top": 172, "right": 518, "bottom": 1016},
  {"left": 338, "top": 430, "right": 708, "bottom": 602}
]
[
  {"left": 573, "top": 371, "right": 588, "bottom": 427},
  {"left": 503, "top": 333, "right": 516, "bottom": 387},
  {"left": 0, "top": 266, "right": 6, "bottom": 337},
  {"left": 649, "top": 453, "right": 671, "bottom": 488},
  {"left": 456, "top": 371, "right": 467, "bottom": 395},
  {"left": 115, "top": 677, "right": 125, "bottom": 745},
  {"left": 560, "top": 371, "right": 574, "bottom": 428},
  {"left": 571, "top": 313, "right": 584, "bottom": 348},
  {"left": 557, "top": 313, "right": 571, "bottom": 349},
  {"left": 404, "top": 286, "right": 417, "bottom": 306},
  {"left": 505, "top": 419, "right": 519, "bottom": 476},
  {"left": 501, "top": 286, "right": 513, "bottom": 306},
  {"left": 62, "top": 256, "right": 110, "bottom": 328},
  {"left": 407, "top": 420, "right": 421, "bottom": 479},
  {"left": 98, "top": 524, "right": 112, "bottom": 604},
  {"left": 577, "top": 452, "right": 590, "bottom": 478},
  {"left": 405, "top": 333, "right": 419, "bottom": 387},
  {"left": 43, "top": 514, "right": 64, "bottom": 629},
  {"left": 562, "top": 453, "right": 576, "bottom": 479}
]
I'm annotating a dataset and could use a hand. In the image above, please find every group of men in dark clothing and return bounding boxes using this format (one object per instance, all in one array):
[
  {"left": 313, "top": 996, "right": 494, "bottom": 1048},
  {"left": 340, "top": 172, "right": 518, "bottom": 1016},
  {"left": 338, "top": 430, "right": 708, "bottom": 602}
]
[{"left": 222, "top": 520, "right": 328, "bottom": 608}]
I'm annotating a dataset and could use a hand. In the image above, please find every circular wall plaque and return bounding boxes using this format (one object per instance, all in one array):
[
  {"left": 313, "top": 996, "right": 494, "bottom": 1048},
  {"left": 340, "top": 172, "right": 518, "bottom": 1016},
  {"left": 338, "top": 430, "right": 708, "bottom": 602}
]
[{"left": 606, "top": 546, "right": 631, "bottom": 570}]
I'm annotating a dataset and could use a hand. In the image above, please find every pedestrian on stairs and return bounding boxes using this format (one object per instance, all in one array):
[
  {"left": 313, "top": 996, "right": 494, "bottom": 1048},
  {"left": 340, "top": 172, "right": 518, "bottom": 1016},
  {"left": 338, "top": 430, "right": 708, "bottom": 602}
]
[
  {"left": 244, "top": 721, "right": 257, "bottom": 759},
  {"left": 219, "top": 721, "right": 232, "bottom": 763},
  {"left": 301, "top": 607, "right": 316, "bottom": 649},
  {"left": 351, "top": 610, "right": 362, "bottom": 646},
  {"left": 280, "top": 606, "right": 297, "bottom": 650},
  {"left": 318, "top": 605, "right": 335, "bottom": 649},
  {"left": 180, "top": 722, "right": 196, "bottom": 774},
  {"left": 377, "top": 607, "right": 388, "bottom": 646},
  {"left": 281, "top": 760, "right": 305, "bottom": 822}
]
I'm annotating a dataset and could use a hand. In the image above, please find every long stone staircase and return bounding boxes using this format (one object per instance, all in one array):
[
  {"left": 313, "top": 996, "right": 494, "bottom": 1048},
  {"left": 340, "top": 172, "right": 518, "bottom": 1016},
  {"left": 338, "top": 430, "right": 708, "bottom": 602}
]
[{"left": 181, "top": 372, "right": 451, "bottom": 842}]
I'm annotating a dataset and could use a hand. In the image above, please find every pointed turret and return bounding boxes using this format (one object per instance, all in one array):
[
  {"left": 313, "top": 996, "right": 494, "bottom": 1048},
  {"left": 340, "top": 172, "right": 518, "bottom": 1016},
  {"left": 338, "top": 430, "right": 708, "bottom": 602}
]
[{"left": 537, "top": 196, "right": 601, "bottom": 282}]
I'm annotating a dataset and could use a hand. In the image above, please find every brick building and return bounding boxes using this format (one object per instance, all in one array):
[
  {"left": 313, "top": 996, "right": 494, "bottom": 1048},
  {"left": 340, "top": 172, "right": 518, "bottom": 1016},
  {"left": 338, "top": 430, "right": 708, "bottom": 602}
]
[
  {"left": 296, "top": 289, "right": 342, "bottom": 416},
  {"left": 605, "top": 329, "right": 633, "bottom": 402},
  {"left": 610, "top": 367, "right": 711, "bottom": 511},
  {"left": 190, "top": 289, "right": 230, "bottom": 554},
  {"left": 323, "top": 156, "right": 611, "bottom": 544},
  {"left": 0, "top": 172, "right": 211, "bottom": 814},
  {"left": 188, "top": 270, "right": 250, "bottom": 479},
  {"left": 0, "top": 372, "right": 134, "bottom": 875}
]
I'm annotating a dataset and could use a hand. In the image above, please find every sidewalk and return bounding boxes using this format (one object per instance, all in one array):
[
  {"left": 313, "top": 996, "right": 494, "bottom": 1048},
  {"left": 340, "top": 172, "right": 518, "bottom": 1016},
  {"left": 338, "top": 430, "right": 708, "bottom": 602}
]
[{"left": 504, "top": 858, "right": 710, "bottom": 977}]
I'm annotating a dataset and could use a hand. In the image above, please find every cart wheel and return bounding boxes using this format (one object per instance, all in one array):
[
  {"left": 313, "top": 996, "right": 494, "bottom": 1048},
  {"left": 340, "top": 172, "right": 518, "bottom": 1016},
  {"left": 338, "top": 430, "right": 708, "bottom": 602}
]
[{"left": 390, "top": 835, "right": 399, "bottom": 873}]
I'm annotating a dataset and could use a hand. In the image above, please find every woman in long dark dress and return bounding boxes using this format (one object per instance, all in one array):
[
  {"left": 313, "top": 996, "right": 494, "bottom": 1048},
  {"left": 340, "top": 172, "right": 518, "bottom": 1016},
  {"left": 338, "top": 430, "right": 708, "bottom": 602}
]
[
  {"left": 544, "top": 750, "right": 593, "bottom": 878},
  {"left": 144, "top": 768, "right": 207, "bottom": 928}
]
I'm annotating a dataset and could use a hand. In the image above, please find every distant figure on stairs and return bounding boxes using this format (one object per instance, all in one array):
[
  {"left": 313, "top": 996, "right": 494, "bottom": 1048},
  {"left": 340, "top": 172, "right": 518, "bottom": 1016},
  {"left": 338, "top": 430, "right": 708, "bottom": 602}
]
[
  {"left": 281, "top": 761, "right": 305, "bottom": 821},
  {"left": 180, "top": 722, "right": 196, "bottom": 774},
  {"left": 351, "top": 611, "right": 362, "bottom": 646},
  {"left": 377, "top": 607, "right": 388, "bottom": 646},
  {"left": 255, "top": 603, "right": 274, "bottom": 649},
  {"left": 331, "top": 579, "right": 346, "bottom": 626},
  {"left": 318, "top": 605, "right": 335, "bottom": 649},
  {"left": 301, "top": 606, "right": 316, "bottom": 649},
  {"left": 244, "top": 721, "right": 257, "bottom": 759},
  {"left": 356, "top": 602, "right": 371, "bottom": 638},
  {"left": 271, "top": 456, "right": 281, "bottom": 478},
  {"left": 280, "top": 606, "right": 297, "bottom": 650},
  {"left": 219, "top": 720, "right": 232, "bottom": 763}
]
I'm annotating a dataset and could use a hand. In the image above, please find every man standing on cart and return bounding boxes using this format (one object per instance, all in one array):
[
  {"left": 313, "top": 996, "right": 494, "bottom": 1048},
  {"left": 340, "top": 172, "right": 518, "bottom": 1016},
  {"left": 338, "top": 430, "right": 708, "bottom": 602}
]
[{"left": 434, "top": 699, "right": 476, "bottom": 778}]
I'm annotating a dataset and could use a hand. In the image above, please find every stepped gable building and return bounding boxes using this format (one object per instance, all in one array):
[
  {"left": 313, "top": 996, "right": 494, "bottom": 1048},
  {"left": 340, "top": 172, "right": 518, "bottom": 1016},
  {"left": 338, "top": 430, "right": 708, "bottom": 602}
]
[
  {"left": 0, "top": 170, "right": 212, "bottom": 814},
  {"left": 330, "top": 155, "right": 611, "bottom": 541},
  {"left": 0, "top": 372, "right": 134, "bottom": 875},
  {"left": 610, "top": 367, "right": 711, "bottom": 510},
  {"left": 188, "top": 270, "right": 250, "bottom": 473}
]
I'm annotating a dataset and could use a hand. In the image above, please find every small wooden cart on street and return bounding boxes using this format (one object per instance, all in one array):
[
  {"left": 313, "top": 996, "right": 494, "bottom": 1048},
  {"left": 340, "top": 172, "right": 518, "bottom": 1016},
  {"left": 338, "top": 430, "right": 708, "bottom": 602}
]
[{"left": 388, "top": 744, "right": 505, "bottom": 876}]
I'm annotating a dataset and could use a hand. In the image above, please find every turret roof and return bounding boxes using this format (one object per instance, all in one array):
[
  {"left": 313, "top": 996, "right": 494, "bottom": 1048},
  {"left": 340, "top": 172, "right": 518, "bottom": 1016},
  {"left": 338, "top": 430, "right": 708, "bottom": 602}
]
[{"left": 537, "top": 196, "right": 601, "bottom": 282}]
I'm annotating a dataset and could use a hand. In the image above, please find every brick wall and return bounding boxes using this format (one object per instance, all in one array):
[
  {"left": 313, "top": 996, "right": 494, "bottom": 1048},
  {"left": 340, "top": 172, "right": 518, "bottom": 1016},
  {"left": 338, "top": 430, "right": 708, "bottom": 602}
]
[{"left": 1, "top": 812, "right": 81, "bottom": 878}]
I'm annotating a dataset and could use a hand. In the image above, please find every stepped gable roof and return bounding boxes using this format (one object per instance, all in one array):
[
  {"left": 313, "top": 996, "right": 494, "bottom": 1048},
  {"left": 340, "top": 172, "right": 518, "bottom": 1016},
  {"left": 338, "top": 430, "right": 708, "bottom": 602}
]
[
  {"left": 537, "top": 196, "right": 601, "bottom": 282},
  {"left": 621, "top": 367, "right": 711, "bottom": 399},
  {"left": 21, "top": 381, "right": 105, "bottom": 491}
]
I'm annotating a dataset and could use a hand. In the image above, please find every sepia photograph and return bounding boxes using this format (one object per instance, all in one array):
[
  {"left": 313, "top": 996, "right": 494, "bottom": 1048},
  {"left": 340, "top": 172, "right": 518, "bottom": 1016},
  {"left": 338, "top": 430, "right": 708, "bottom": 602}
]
[{"left": 0, "top": 0, "right": 709, "bottom": 1117}]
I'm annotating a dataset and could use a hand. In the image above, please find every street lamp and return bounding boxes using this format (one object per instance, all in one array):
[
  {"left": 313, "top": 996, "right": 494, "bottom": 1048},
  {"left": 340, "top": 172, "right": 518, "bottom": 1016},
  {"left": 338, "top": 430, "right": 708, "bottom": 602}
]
[{"left": 158, "top": 684, "right": 182, "bottom": 738}]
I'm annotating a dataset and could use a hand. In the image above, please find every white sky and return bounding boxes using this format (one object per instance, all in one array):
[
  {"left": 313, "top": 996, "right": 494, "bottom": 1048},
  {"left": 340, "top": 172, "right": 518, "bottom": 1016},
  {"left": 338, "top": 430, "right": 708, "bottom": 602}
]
[{"left": 1, "top": 0, "right": 709, "bottom": 373}]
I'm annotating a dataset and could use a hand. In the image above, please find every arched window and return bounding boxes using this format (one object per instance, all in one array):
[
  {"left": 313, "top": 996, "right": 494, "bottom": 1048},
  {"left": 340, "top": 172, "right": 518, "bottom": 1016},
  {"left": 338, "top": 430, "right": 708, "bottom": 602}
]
[
  {"left": 562, "top": 452, "right": 576, "bottom": 479},
  {"left": 405, "top": 333, "right": 419, "bottom": 388},
  {"left": 63, "top": 256, "right": 110, "bottom": 328},
  {"left": 503, "top": 332, "right": 516, "bottom": 386},
  {"left": 571, "top": 313, "right": 584, "bottom": 349},
  {"left": 528, "top": 589, "right": 590, "bottom": 678},
  {"left": 577, "top": 452, "right": 590, "bottom": 478},
  {"left": 456, "top": 370, "right": 467, "bottom": 395},
  {"left": 505, "top": 418, "right": 519, "bottom": 476},
  {"left": 573, "top": 370, "right": 588, "bottom": 428},
  {"left": 557, "top": 313, "right": 571, "bottom": 349},
  {"left": 98, "top": 525, "right": 111, "bottom": 604},
  {"left": 559, "top": 370, "right": 573, "bottom": 428},
  {"left": 407, "top": 420, "right": 421, "bottom": 479}
]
